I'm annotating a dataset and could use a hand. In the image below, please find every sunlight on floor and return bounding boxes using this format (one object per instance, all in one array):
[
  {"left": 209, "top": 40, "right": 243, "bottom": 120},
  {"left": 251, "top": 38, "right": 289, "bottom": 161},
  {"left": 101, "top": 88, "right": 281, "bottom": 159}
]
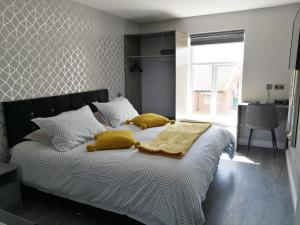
[{"left": 221, "top": 153, "right": 261, "bottom": 165}]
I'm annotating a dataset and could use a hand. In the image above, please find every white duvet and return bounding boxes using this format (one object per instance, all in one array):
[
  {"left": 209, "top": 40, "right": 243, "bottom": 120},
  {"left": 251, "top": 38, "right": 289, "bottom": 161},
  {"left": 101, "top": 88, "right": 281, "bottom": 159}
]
[{"left": 10, "top": 124, "right": 234, "bottom": 225}]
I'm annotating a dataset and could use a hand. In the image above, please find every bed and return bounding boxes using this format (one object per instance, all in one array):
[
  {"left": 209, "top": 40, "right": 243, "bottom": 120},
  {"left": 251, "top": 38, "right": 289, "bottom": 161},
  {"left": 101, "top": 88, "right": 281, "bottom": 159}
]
[{"left": 3, "top": 89, "right": 235, "bottom": 225}]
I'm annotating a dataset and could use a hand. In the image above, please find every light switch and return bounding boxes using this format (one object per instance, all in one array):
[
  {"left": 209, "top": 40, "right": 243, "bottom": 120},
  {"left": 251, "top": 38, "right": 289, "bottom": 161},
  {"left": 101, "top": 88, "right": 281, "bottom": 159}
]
[
  {"left": 274, "top": 84, "right": 284, "bottom": 90},
  {"left": 266, "top": 84, "right": 273, "bottom": 90}
]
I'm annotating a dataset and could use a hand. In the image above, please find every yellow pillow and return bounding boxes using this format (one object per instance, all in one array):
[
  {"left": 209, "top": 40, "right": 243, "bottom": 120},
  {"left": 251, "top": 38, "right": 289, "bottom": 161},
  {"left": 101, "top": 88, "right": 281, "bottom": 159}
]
[
  {"left": 126, "top": 113, "right": 175, "bottom": 130},
  {"left": 87, "top": 130, "right": 139, "bottom": 152}
]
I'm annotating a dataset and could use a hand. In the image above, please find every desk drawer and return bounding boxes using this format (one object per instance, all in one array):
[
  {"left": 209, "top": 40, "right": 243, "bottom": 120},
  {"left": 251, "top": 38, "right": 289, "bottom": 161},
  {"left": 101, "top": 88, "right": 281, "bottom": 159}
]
[{"left": 0, "top": 182, "right": 21, "bottom": 211}]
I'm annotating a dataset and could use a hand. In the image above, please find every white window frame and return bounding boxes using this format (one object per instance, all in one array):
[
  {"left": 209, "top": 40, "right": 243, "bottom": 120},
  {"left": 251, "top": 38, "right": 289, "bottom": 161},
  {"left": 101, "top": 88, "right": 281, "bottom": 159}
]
[{"left": 190, "top": 61, "right": 242, "bottom": 119}]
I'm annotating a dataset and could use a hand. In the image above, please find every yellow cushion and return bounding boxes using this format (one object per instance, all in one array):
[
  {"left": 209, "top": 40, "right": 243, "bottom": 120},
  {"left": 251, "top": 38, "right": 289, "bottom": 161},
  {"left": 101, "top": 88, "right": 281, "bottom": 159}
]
[
  {"left": 126, "top": 113, "right": 175, "bottom": 130},
  {"left": 87, "top": 130, "right": 139, "bottom": 152}
]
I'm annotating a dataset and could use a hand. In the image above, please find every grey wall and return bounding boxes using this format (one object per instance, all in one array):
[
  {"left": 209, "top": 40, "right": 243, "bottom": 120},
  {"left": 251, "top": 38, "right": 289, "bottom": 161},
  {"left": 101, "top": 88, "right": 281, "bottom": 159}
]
[
  {"left": 0, "top": 0, "right": 139, "bottom": 161},
  {"left": 140, "top": 4, "right": 299, "bottom": 103}
]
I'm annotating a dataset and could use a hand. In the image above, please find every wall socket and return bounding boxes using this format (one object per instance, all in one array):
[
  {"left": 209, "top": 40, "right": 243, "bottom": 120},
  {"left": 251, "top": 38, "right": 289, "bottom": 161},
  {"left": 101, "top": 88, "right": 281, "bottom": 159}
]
[
  {"left": 274, "top": 84, "right": 284, "bottom": 90},
  {"left": 266, "top": 84, "right": 273, "bottom": 90}
]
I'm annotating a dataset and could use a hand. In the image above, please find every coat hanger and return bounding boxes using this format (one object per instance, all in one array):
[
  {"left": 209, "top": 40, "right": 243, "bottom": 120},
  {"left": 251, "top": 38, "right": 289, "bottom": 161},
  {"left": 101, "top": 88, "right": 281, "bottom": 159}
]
[{"left": 130, "top": 61, "right": 143, "bottom": 72}]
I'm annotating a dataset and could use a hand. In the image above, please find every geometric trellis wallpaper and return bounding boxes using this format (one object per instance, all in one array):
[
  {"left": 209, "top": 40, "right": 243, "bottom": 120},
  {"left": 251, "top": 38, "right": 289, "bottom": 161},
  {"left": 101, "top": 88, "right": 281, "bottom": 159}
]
[{"left": 0, "top": 0, "right": 139, "bottom": 162}]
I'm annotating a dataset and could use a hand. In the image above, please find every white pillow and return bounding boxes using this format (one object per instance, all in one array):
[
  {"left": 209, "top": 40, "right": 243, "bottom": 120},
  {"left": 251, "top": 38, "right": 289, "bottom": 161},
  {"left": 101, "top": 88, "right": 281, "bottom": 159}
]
[
  {"left": 93, "top": 97, "right": 139, "bottom": 128},
  {"left": 32, "top": 106, "right": 106, "bottom": 152},
  {"left": 94, "top": 97, "right": 127, "bottom": 126},
  {"left": 24, "top": 129, "right": 51, "bottom": 146}
]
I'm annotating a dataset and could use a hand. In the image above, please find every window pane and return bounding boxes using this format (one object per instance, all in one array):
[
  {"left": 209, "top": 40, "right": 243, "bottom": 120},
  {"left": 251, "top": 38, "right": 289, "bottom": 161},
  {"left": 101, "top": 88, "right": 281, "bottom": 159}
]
[
  {"left": 193, "top": 64, "right": 212, "bottom": 115},
  {"left": 216, "top": 64, "right": 241, "bottom": 126},
  {"left": 190, "top": 41, "right": 244, "bottom": 127}
]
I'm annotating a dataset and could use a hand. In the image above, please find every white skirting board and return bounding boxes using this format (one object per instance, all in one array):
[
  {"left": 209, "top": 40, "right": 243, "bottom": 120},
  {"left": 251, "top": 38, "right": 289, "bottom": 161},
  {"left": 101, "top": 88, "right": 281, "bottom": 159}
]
[{"left": 286, "top": 151, "right": 297, "bottom": 211}]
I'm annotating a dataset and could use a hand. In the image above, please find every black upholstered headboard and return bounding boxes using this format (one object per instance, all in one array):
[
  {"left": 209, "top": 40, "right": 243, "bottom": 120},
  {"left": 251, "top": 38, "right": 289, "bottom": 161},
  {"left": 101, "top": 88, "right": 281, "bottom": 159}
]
[{"left": 3, "top": 89, "right": 108, "bottom": 148}]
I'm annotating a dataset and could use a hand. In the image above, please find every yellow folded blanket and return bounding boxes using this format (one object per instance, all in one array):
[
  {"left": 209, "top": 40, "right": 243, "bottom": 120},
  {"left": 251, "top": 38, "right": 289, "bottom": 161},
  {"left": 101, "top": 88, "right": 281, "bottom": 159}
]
[{"left": 137, "top": 122, "right": 211, "bottom": 159}]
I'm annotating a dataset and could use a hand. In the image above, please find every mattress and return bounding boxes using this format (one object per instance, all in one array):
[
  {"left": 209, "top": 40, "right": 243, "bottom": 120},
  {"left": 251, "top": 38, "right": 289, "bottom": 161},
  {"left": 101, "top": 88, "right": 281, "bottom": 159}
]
[{"left": 10, "top": 124, "right": 234, "bottom": 225}]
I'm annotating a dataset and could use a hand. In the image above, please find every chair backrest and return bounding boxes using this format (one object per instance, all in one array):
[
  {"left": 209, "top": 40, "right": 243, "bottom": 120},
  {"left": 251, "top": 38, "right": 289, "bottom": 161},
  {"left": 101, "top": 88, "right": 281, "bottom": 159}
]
[{"left": 246, "top": 104, "right": 279, "bottom": 130}]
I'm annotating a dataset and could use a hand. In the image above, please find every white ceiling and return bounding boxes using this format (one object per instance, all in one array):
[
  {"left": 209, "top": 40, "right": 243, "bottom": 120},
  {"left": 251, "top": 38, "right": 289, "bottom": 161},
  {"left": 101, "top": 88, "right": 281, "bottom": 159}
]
[{"left": 72, "top": 0, "right": 299, "bottom": 23}]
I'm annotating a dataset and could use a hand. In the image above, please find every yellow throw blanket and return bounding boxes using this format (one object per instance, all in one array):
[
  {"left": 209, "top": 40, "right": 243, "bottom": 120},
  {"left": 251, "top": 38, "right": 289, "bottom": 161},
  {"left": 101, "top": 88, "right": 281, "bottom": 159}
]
[{"left": 137, "top": 122, "right": 211, "bottom": 159}]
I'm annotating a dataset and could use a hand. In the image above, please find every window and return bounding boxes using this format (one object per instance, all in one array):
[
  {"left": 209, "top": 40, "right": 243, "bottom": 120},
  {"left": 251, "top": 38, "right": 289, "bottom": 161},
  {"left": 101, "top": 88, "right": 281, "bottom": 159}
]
[{"left": 190, "top": 40, "right": 244, "bottom": 127}]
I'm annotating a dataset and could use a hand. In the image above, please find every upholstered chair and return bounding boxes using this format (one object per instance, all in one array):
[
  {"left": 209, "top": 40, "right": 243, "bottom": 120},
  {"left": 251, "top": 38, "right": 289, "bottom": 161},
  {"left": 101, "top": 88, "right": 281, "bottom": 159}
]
[{"left": 246, "top": 104, "right": 279, "bottom": 158}]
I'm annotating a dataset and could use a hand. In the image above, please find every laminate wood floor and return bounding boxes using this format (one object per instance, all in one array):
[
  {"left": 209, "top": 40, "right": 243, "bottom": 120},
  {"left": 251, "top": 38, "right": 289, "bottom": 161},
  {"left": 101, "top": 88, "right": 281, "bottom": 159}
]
[{"left": 15, "top": 146, "right": 294, "bottom": 225}]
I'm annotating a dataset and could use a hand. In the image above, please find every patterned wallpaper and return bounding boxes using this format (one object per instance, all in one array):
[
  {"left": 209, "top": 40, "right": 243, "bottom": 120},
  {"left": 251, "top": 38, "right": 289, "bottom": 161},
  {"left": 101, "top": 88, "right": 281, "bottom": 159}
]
[{"left": 0, "top": 0, "right": 139, "bottom": 161}]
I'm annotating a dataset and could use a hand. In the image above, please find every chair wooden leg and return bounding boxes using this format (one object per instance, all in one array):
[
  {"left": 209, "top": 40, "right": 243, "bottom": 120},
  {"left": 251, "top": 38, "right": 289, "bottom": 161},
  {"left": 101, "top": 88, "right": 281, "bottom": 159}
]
[
  {"left": 247, "top": 129, "right": 253, "bottom": 155},
  {"left": 270, "top": 129, "right": 277, "bottom": 158}
]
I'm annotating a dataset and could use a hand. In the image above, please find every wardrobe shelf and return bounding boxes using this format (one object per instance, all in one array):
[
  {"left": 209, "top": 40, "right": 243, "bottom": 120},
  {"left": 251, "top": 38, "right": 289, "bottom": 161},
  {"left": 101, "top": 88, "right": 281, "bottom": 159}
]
[{"left": 126, "top": 55, "right": 175, "bottom": 59}]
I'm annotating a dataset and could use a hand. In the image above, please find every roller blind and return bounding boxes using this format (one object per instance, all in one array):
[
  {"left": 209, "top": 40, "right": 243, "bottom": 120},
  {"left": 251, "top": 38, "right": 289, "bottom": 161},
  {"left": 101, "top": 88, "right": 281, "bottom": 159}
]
[{"left": 190, "top": 30, "right": 245, "bottom": 45}]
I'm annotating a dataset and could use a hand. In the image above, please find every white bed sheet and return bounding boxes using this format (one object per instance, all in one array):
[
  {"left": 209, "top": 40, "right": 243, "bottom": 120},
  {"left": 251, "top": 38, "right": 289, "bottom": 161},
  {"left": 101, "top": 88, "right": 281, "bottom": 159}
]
[{"left": 10, "top": 124, "right": 233, "bottom": 225}]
